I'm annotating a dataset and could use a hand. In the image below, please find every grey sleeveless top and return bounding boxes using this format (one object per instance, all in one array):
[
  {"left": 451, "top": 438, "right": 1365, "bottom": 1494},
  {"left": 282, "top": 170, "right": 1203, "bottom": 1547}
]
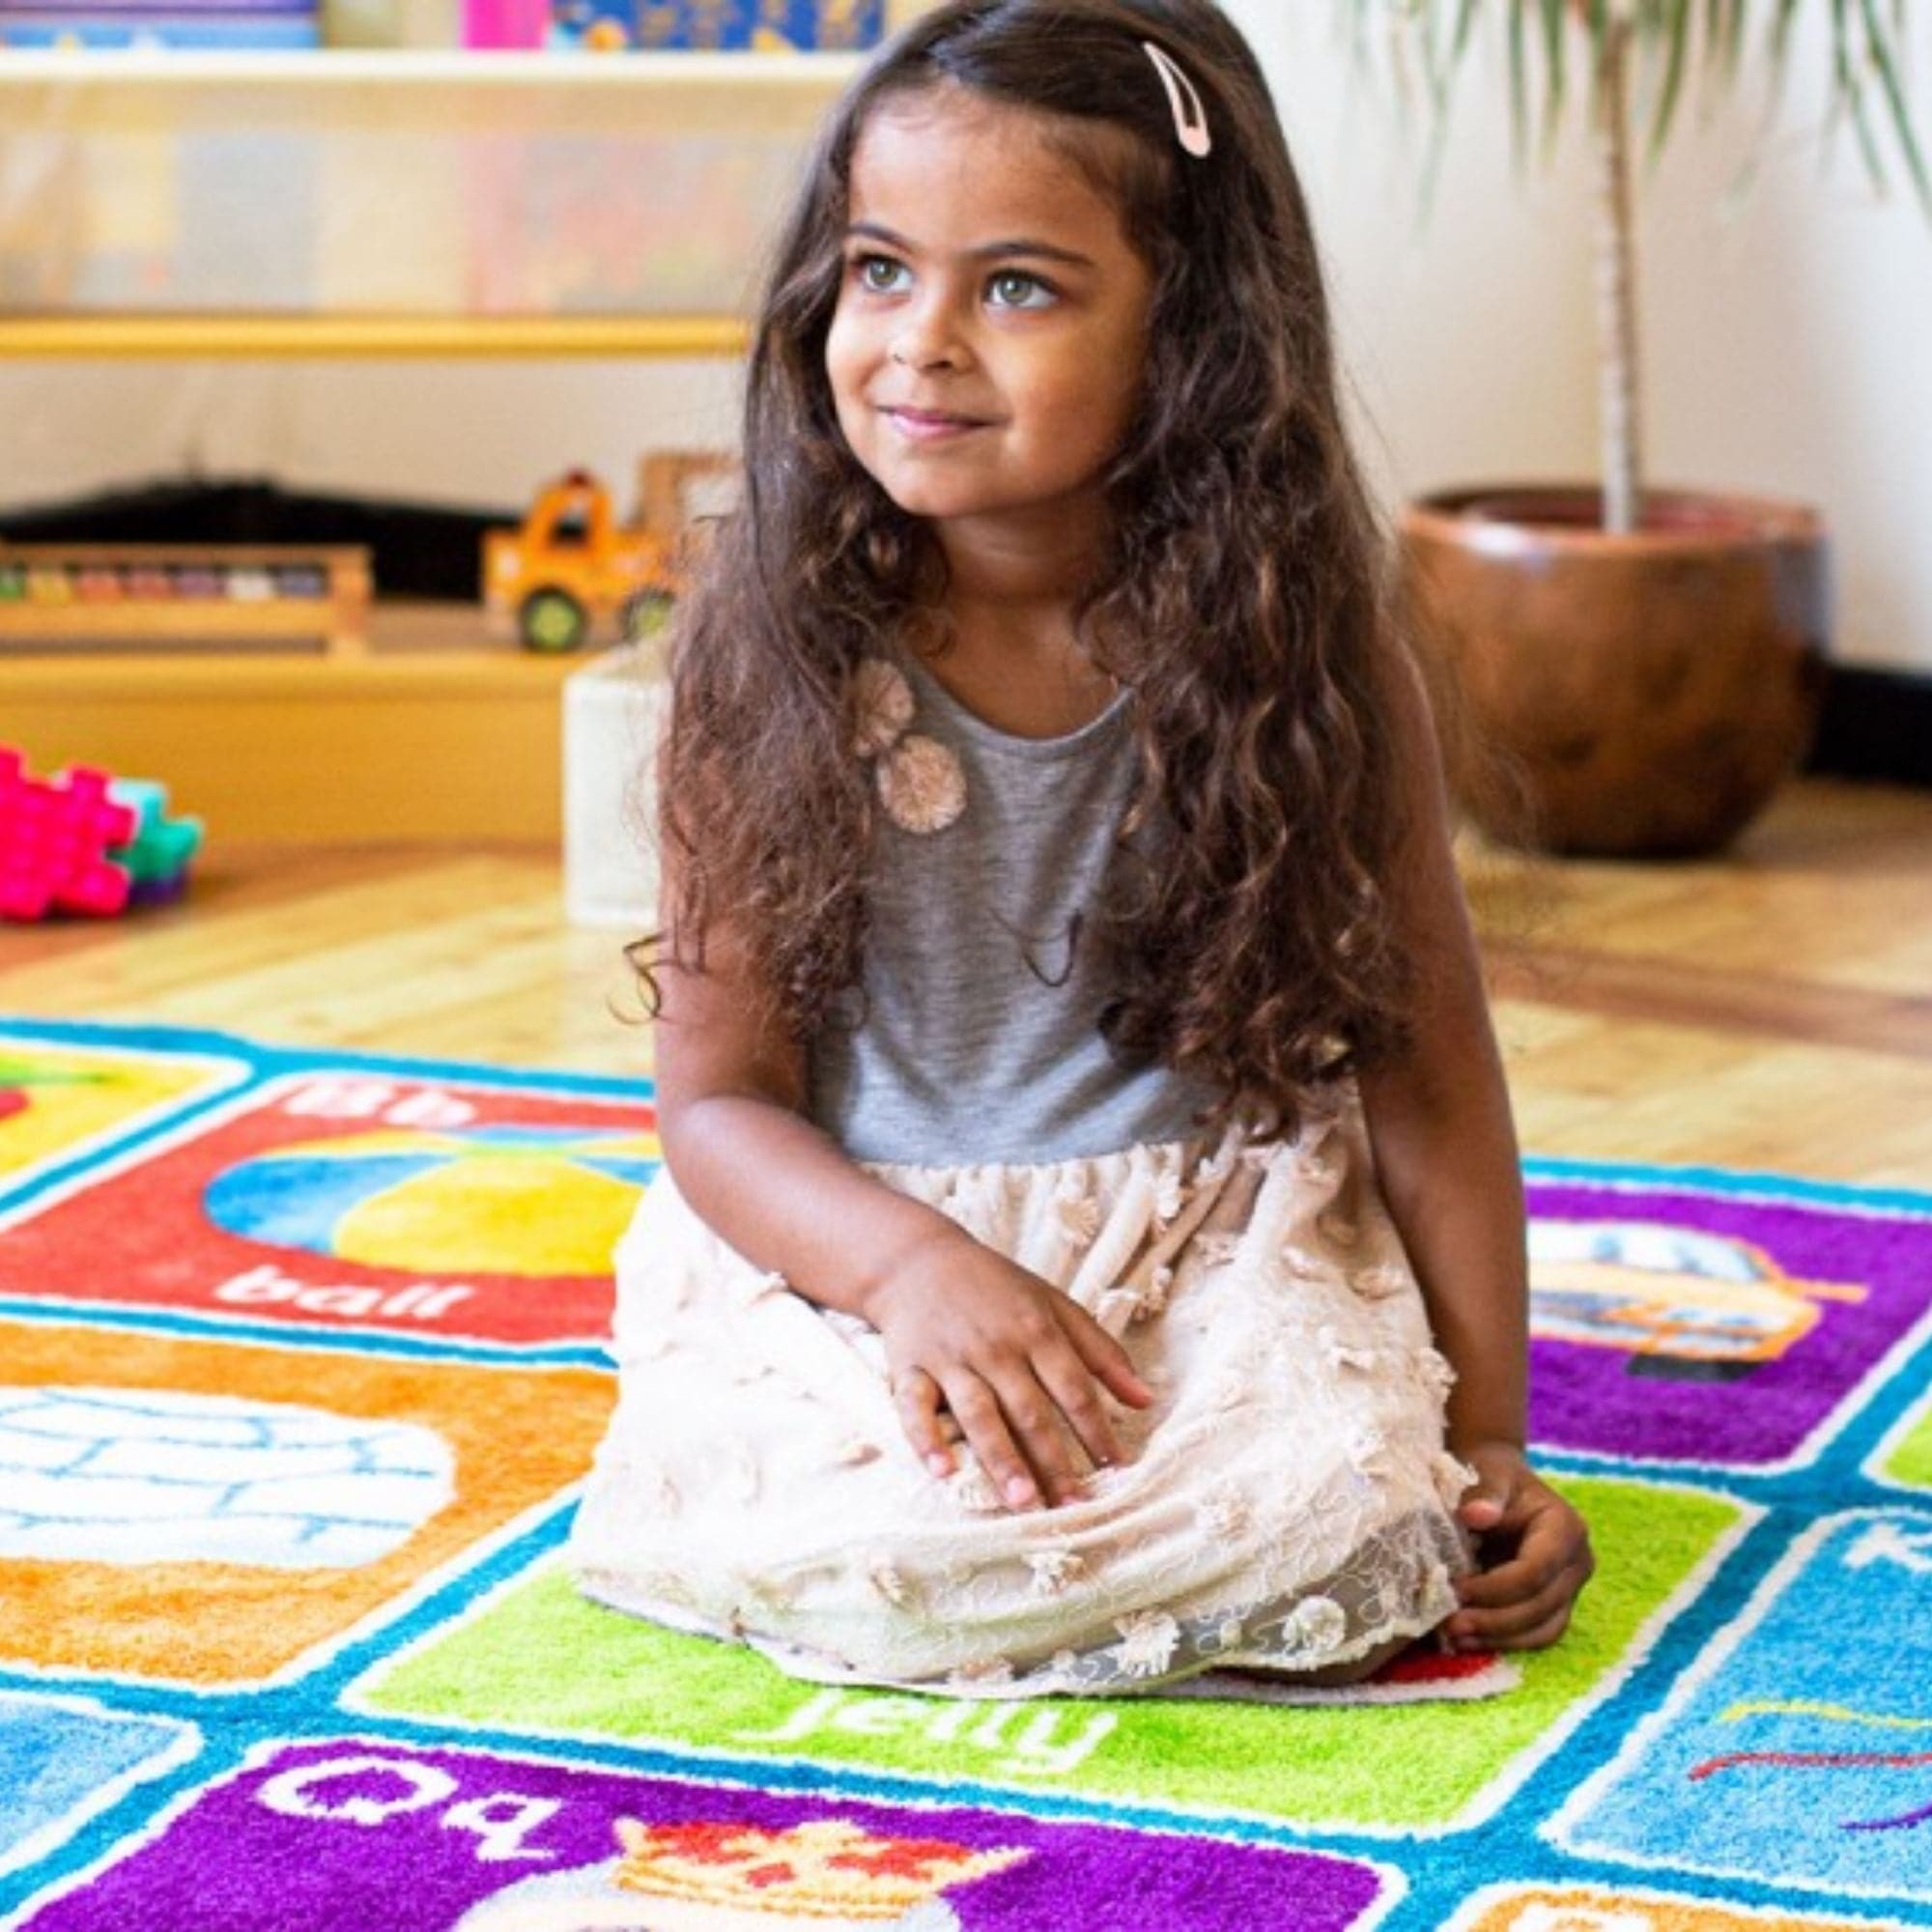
[{"left": 806, "top": 643, "right": 1224, "bottom": 1167}]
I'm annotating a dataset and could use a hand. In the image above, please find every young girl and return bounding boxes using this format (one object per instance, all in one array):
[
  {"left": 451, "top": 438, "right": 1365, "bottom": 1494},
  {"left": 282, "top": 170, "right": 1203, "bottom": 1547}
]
[{"left": 567, "top": 0, "right": 1593, "bottom": 1699}]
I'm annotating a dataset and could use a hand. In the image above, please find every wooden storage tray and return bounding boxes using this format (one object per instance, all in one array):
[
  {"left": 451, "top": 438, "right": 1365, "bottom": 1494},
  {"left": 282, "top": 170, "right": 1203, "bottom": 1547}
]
[
  {"left": 0, "top": 544, "right": 372, "bottom": 657},
  {"left": 3, "top": 603, "right": 578, "bottom": 841}
]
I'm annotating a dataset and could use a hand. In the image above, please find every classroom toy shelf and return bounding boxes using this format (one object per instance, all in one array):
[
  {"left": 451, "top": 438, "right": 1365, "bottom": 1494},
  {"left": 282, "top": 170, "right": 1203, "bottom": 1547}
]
[
  {"left": 3, "top": 605, "right": 582, "bottom": 842},
  {"left": 0, "top": 545, "right": 372, "bottom": 655},
  {"left": 0, "top": 47, "right": 871, "bottom": 358},
  {"left": 0, "top": 40, "right": 920, "bottom": 837}
]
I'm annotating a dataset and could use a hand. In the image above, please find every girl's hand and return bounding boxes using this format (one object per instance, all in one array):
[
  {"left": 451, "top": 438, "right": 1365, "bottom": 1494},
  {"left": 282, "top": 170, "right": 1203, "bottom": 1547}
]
[
  {"left": 1441, "top": 1441, "right": 1593, "bottom": 1652},
  {"left": 867, "top": 1224, "right": 1155, "bottom": 1512}
]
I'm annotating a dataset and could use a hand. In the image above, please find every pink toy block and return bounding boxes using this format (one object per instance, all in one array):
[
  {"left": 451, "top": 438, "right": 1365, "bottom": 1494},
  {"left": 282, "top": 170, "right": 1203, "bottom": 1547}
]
[
  {"left": 0, "top": 750, "right": 139, "bottom": 922},
  {"left": 463, "top": 0, "right": 550, "bottom": 47}
]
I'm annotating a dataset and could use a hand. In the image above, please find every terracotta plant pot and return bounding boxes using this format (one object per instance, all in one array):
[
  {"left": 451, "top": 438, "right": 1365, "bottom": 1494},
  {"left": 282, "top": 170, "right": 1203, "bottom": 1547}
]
[{"left": 1398, "top": 485, "right": 1831, "bottom": 857}]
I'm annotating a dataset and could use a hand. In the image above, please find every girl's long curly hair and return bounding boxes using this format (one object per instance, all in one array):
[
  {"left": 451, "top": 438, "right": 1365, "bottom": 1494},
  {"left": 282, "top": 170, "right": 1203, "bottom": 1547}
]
[{"left": 643, "top": 0, "right": 1463, "bottom": 1141}]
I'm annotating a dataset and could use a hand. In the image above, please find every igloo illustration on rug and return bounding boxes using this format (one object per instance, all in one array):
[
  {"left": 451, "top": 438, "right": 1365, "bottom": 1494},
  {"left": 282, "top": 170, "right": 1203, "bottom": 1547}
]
[
  {"left": 0, "top": 1384, "right": 453, "bottom": 1568},
  {"left": 451, "top": 1816, "right": 1030, "bottom": 1931}
]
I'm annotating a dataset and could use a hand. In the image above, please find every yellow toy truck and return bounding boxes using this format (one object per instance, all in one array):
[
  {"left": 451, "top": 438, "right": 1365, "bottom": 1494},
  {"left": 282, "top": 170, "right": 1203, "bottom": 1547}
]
[{"left": 484, "top": 452, "right": 735, "bottom": 655}]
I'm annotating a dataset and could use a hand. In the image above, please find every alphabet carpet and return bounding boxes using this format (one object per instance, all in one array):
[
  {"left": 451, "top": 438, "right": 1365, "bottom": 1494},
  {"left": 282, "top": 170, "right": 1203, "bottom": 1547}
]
[{"left": 1, "top": 1019, "right": 1929, "bottom": 1930}]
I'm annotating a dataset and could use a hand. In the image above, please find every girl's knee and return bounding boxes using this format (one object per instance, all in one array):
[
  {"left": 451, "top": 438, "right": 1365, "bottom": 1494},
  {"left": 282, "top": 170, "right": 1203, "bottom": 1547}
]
[
  {"left": 1289, "top": 1631, "right": 1415, "bottom": 1688},
  {"left": 1216, "top": 1630, "right": 1413, "bottom": 1690}
]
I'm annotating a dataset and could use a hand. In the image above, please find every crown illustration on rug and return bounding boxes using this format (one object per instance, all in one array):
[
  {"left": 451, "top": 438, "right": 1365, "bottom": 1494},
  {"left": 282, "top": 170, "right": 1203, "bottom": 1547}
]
[{"left": 611, "top": 1816, "right": 1031, "bottom": 1918}]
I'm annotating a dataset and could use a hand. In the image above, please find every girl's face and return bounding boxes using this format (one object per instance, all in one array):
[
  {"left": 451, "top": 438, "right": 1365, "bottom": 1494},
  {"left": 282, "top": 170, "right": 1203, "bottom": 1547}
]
[{"left": 825, "top": 85, "right": 1155, "bottom": 552}]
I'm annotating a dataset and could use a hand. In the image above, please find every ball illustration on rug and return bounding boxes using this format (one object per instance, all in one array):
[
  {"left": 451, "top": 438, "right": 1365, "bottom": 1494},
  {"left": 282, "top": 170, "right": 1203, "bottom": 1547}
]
[{"left": 202, "top": 1125, "right": 659, "bottom": 1277}]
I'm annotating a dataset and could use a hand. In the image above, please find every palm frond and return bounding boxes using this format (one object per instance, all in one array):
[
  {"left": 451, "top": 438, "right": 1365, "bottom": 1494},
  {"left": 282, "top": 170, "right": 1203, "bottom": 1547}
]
[{"left": 1331, "top": 0, "right": 1931, "bottom": 217}]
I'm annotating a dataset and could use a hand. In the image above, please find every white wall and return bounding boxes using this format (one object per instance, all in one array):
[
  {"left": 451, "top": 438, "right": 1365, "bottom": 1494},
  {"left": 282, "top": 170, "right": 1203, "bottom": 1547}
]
[
  {"left": 0, "top": 355, "right": 744, "bottom": 519},
  {"left": 1242, "top": 1, "right": 1931, "bottom": 676},
  {"left": 3, "top": 6, "right": 1926, "bottom": 671},
  {"left": 1634, "top": 7, "right": 1932, "bottom": 673},
  {"left": 1228, "top": 3, "right": 1598, "bottom": 509}
]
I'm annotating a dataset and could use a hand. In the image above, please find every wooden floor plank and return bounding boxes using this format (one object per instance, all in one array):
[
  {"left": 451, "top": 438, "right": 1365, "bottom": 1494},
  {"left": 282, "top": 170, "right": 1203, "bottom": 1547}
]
[
  {"left": 1485, "top": 943, "right": 1932, "bottom": 1059},
  {"left": 3, "top": 778, "right": 1927, "bottom": 1186}
]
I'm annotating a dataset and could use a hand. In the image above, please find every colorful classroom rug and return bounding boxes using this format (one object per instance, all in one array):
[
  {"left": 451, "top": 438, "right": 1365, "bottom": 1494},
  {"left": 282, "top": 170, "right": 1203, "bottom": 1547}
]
[{"left": 2, "top": 1018, "right": 1930, "bottom": 1931}]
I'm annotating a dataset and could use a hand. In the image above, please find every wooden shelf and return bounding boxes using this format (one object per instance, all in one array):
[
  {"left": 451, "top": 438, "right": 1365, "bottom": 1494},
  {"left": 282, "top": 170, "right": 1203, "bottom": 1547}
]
[
  {"left": 0, "top": 313, "right": 752, "bottom": 359},
  {"left": 0, "top": 46, "right": 867, "bottom": 92},
  {"left": 0, "top": 44, "right": 869, "bottom": 354},
  {"left": 3, "top": 607, "right": 593, "bottom": 840}
]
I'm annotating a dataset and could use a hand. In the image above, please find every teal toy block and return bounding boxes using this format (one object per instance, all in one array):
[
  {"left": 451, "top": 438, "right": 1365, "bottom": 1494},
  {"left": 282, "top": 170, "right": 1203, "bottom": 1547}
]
[
  {"left": 106, "top": 778, "right": 203, "bottom": 903},
  {"left": 107, "top": 780, "right": 205, "bottom": 888}
]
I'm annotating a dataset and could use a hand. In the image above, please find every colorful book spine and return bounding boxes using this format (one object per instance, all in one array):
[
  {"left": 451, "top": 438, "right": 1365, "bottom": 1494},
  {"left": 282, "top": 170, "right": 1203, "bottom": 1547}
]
[
  {"left": 531, "top": 0, "right": 878, "bottom": 49},
  {"left": 543, "top": 0, "right": 632, "bottom": 48},
  {"left": 461, "top": 0, "right": 545, "bottom": 45},
  {"left": 0, "top": 19, "right": 322, "bottom": 45},
  {"left": 0, "top": 3, "right": 317, "bottom": 13}
]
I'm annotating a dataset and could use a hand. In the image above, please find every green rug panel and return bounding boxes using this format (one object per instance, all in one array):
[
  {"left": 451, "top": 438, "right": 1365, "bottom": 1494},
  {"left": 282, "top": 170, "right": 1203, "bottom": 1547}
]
[{"left": 355, "top": 1473, "right": 1738, "bottom": 1831}]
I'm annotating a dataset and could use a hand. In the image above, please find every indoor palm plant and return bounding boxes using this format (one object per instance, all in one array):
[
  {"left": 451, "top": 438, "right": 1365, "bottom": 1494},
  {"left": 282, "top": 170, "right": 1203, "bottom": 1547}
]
[{"left": 1349, "top": 0, "right": 1929, "bottom": 855}]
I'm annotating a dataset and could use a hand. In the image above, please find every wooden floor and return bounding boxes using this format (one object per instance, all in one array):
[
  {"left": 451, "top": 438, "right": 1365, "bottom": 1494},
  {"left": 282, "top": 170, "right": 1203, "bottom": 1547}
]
[{"left": 4, "top": 774, "right": 1929, "bottom": 1188}]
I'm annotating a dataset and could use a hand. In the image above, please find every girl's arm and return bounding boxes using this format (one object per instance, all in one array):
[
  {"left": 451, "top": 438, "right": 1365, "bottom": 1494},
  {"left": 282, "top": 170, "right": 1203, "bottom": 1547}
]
[
  {"left": 649, "top": 824, "right": 1152, "bottom": 1510},
  {"left": 1354, "top": 644, "right": 1594, "bottom": 1650},
  {"left": 651, "top": 903, "right": 963, "bottom": 1328}
]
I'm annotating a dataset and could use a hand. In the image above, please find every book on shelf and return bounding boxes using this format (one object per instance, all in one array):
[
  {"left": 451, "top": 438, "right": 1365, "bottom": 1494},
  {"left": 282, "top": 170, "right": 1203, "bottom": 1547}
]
[
  {"left": 0, "top": 2, "right": 321, "bottom": 47},
  {"left": 464, "top": 0, "right": 881, "bottom": 50},
  {"left": 0, "top": 3, "right": 317, "bottom": 13}
]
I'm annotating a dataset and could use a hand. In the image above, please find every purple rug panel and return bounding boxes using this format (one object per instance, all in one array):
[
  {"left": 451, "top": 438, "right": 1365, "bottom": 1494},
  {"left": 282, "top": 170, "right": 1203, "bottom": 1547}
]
[
  {"left": 16, "top": 1739, "right": 1388, "bottom": 1931},
  {"left": 1525, "top": 1180, "right": 1927, "bottom": 1467}
]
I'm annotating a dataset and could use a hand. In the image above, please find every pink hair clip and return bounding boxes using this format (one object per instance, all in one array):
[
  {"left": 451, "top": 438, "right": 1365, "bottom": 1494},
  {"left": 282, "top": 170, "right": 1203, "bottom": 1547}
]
[{"left": 1142, "top": 40, "right": 1211, "bottom": 159}]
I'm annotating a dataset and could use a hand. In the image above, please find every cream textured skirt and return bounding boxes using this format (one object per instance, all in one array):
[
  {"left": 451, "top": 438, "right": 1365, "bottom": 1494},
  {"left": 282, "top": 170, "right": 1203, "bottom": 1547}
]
[{"left": 566, "top": 1079, "right": 1476, "bottom": 1700}]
